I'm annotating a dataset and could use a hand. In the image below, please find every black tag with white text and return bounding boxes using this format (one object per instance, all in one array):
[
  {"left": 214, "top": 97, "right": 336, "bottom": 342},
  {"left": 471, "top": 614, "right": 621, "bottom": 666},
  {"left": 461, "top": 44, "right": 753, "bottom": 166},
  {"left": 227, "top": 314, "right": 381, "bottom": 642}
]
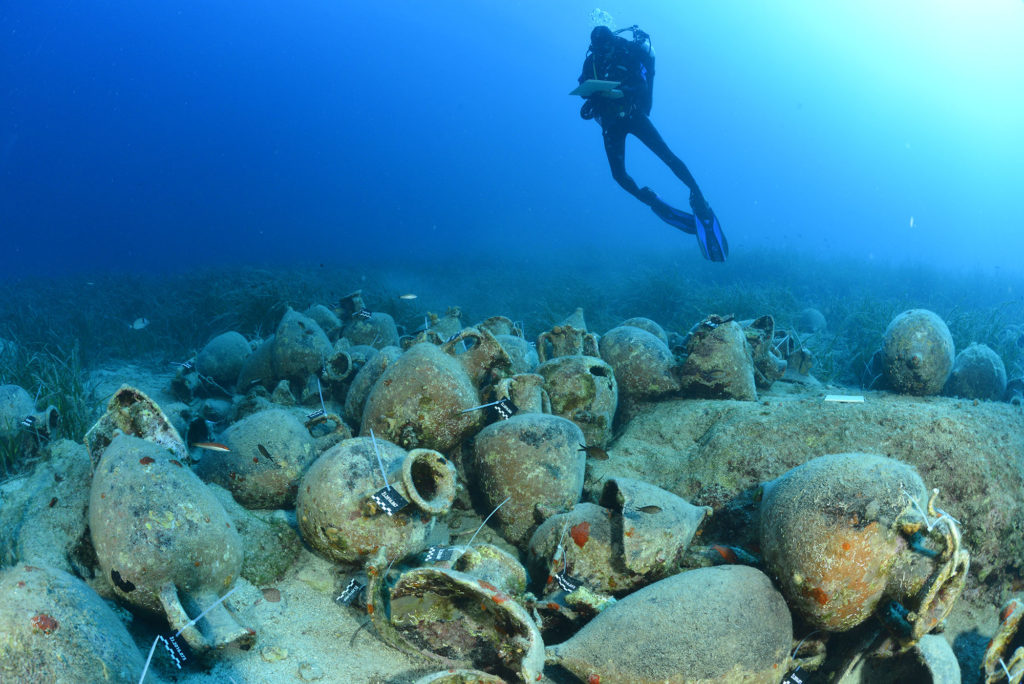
[
  {"left": 554, "top": 568, "right": 583, "bottom": 592},
  {"left": 425, "top": 545, "right": 457, "bottom": 562},
  {"left": 371, "top": 485, "right": 409, "bottom": 516},
  {"left": 159, "top": 633, "right": 193, "bottom": 669},
  {"left": 782, "top": 667, "right": 813, "bottom": 684},
  {"left": 335, "top": 578, "right": 366, "bottom": 606},
  {"left": 490, "top": 398, "right": 518, "bottom": 421}
]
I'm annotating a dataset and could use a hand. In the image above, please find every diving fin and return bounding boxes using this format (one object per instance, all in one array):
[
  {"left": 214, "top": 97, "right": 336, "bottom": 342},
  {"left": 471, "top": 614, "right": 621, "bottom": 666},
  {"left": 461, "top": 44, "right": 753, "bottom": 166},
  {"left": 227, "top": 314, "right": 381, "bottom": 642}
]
[
  {"left": 650, "top": 197, "right": 697, "bottom": 235},
  {"left": 649, "top": 192, "right": 729, "bottom": 262},
  {"left": 691, "top": 202, "right": 728, "bottom": 262}
]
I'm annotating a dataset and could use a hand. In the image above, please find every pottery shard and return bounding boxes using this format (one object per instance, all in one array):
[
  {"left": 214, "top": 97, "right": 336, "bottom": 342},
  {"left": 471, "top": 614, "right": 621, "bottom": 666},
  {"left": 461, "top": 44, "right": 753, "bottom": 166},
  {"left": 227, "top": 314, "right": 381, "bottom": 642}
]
[
  {"left": 84, "top": 385, "right": 188, "bottom": 468},
  {"left": 600, "top": 477, "right": 711, "bottom": 575}
]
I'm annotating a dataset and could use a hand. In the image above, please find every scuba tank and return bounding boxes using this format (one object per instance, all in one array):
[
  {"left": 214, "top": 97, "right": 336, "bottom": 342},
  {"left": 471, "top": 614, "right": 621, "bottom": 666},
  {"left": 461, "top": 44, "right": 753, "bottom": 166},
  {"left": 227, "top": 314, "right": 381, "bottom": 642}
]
[
  {"left": 615, "top": 25, "right": 654, "bottom": 72},
  {"left": 615, "top": 25, "right": 654, "bottom": 116}
]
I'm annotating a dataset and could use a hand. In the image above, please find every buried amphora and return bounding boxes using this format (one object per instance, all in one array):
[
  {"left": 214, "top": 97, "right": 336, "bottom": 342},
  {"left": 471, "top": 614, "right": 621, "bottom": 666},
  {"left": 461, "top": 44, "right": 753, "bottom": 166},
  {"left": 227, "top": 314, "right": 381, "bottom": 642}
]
[
  {"left": 528, "top": 478, "right": 711, "bottom": 597},
  {"left": 536, "top": 321, "right": 599, "bottom": 363},
  {"left": 537, "top": 354, "right": 617, "bottom": 448},
  {"left": 471, "top": 407, "right": 586, "bottom": 546},
  {"left": 89, "top": 435, "right": 253, "bottom": 652},
  {"left": 677, "top": 314, "right": 758, "bottom": 401},
  {"left": 360, "top": 327, "right": 510, "bottom": 452},
  {"left": 759, "top": 453, "right": 969, "bottom": 648},
  {"left": 0, "top": 564, "right": 146, "bottom": 683},
  {"left": 546, "top": 565, "right": 793, "bottom": 684},
  {"left": 476, "top": 315, "right": 519, "bottom": 338},
  {"left": 494, "top": 372, "right": 550, "bottom": 414},
  {"left": 598, "top": 324, "right": 680, "bottom": 399},
  {"left": 194, "top": 407, "right": 326, "bottom": 509},
  {"left": 296, "top": 436, "right": 457, "bottom": 564}
]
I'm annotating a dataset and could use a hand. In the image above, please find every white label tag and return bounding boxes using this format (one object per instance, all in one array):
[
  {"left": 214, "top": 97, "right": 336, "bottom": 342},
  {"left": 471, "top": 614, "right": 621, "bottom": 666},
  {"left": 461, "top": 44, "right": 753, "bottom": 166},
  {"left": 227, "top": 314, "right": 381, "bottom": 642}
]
[{"left": 823, "top": 394, "right": 864, "bottom": 403}]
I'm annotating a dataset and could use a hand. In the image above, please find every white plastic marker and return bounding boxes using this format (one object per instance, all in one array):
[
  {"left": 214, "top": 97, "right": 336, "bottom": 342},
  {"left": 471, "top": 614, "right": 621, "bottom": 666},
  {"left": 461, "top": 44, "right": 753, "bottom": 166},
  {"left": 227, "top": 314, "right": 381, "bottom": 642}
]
[
  {"left": 315, "top": 377, "right": 328, "bottom": 417},
  {"left": 823, "top": 395, "right": 865, "bottom": 403},
  {"left": 138, "top": 586, "right": 239, "bottom": 683},
  {"left": 460, "top": 398, "right": 517, "bottom": 421},
  {"left": 426, "top": 496, "right": 513, "bottom": 563},
  {"left": 905, "top": 487, "right": 961, "bottom": 533},
  {"left": 465, "top": 496, "right": 511, "bottom": 549},
  {"left": 369, "top": 428, "right": 408, "bottom": 515},
  {"left": 550, "top": 523, "right": 583, "bottom": 592},
  {"left": 306, "top": 377, "right": 326, "bottom": 421},
  {"left": 370, "top": 428, "right": 388, "bottom": 487},
  {"left": 460, "top": 399, "right": 506, "bottom": 413}
]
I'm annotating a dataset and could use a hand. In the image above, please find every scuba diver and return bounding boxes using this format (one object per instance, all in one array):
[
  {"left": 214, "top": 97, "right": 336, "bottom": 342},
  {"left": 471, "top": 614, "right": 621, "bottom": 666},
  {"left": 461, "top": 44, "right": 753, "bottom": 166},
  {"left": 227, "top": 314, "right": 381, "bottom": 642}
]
[{"left": 576, "top": 25, "right": 727, "bottom": 261}]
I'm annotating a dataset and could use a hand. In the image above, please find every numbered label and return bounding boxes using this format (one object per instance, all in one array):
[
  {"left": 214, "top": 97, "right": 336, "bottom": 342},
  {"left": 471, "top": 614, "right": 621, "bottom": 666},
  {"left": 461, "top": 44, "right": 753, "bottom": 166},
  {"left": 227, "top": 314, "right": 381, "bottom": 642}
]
[
  {"left": 158, "top": 633, "right": 193, "bottom": 669},
  {"left": 491, "top": 398, "right": 518, "bottom": 421},
  {"left": 425, "top": 546, "right": 457, "bottom": 562},
  {"left": 781, "top": 667, "right": 810, "bottom": 684},
  {"left": 336, "top": 578, "right": 366, "bottom": 606},
  {"left": 371, "top": 485, "right": 409, "bottom": 516},
  {"left": 554, "top": 569, "right": 583, "bottom": 593}
]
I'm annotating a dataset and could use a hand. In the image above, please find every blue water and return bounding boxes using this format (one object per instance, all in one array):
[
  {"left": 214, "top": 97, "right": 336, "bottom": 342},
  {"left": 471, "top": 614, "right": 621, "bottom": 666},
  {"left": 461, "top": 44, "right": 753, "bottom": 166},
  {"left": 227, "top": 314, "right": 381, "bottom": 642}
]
[{"left": 2, "top": 1, "right": 1023, "bottom": 277}]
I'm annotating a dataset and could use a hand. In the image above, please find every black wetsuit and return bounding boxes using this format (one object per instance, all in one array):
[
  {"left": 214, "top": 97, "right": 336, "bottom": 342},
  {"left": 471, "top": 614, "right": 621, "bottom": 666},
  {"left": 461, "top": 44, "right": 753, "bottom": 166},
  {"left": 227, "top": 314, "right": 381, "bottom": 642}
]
[{"left": 579, "top": 35, "right": 702, "bottom": 207}]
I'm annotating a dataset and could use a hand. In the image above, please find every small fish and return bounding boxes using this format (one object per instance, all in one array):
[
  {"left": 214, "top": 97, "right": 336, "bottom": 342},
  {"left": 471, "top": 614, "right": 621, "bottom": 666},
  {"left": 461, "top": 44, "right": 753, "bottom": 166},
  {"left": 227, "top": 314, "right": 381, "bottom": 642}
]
[
  {"left": 711, "top": 544, "right": 739, "bottom": 564},
  {"left": 909, "top": 216, "right": 915, "bottom": 229},
  {"left": 398, "top": 293, "right": 418, "bottom": 300},
  {"left": 704, "top": 544, "right": 760, "bottom": 566},
  {"left": 191, "top": 441, "right": 230, "bottom": 452},
  {"left": 634, "top": 504, "right": 663, "bottom": 514},
  {"left": 129, "top": 317, "right": 150, "bottom": 330},
  {"left": 699, "top": 369, "right": 727, "bottom": 383},
  {"left": 578, "top": 443, "right": 609, "bottom": 460},
  {"left": 257, "top": 444, "right": 276, "bottom": 463}
]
